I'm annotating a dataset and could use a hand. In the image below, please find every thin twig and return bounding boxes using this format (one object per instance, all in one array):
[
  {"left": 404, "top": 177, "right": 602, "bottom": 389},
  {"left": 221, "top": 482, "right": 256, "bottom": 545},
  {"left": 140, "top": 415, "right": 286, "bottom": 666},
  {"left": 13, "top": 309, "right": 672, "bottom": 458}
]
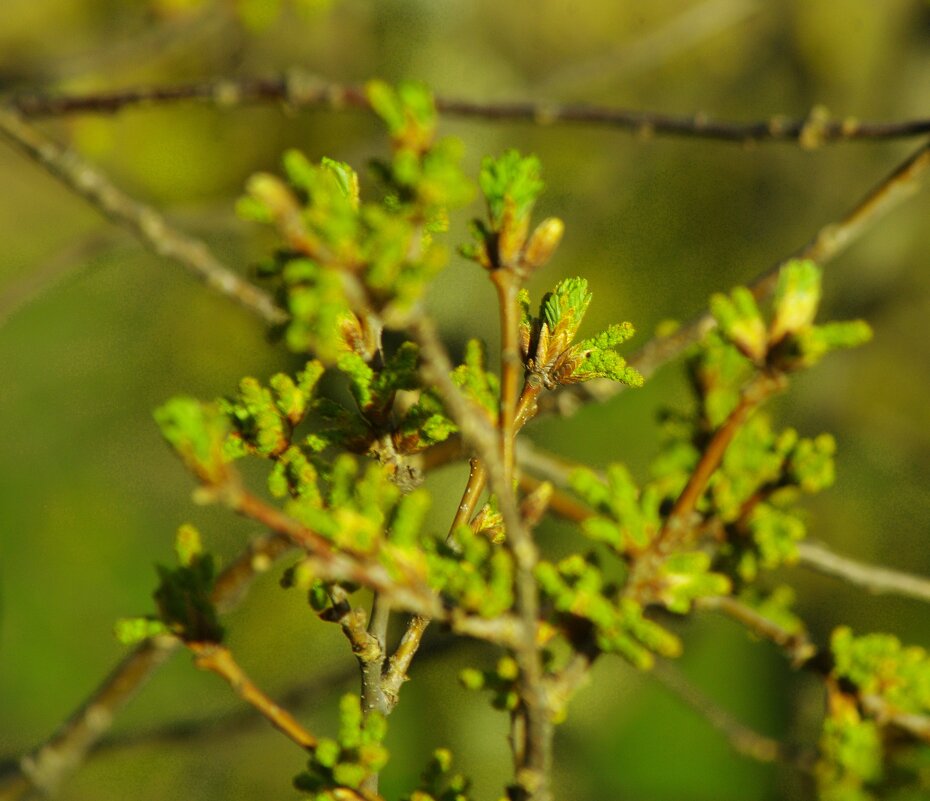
[
  {"left": 188, "top": 643, "right": 318, "bottom": 751},
  {"left": 796, "top": 541, "right": 930, "bottom": 604},
  {"left": 233, "top": 487, "right": 523, "bottom": 648},
  {"left": 381, "top": 615, "right": 431, "bottom": 708},
  {"left": 0, "top": 106, "right": 286, "bottom": 326},
  {"left": 0, "top": 533, "right": 292, "bottom": 801},
  {"left": 13, "top": 74, "right": 930, "bottom": 145},
  {"left": 232, "top": 490, "right": 442, "bottom": 620},
  {"left": 662, "top": 374, "right": 782, "bottom": 542}
]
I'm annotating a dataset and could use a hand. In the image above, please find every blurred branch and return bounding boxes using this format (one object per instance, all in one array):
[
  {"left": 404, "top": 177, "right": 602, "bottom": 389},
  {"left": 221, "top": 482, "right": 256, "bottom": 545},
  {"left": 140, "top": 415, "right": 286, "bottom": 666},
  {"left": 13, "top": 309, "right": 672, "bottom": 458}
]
[
  {"left": 697, "top": 596, "right": 817, "bottom": 666},
  {"left": 0, "top": 106, "right": 286, "bottom": 326},
  {"left": 650, "top": 659, "right": 815, "bottom": 769},
  {"left": 0, "top": 232, "right": 114, "bottom": 329},
  {"left": 12, "top": 73, "right": 930, "bottom": 145},
  {"left": 0, "top": 533, "right": 292, "bottom": 801},
  {"left": 539, "top": 0, "right": 762, "bottom": 94},
  {"left": 0, "top": 626, "right": 462, "bottom": 789},
  {"left": 796, "top": 541, "right": 930, "bottom": 604},
  {"left": 47, "top": 8, "right": 228, "bottom": 80},
  {"left": 551, "top": 136, "right": 930, "bottom": 413}
]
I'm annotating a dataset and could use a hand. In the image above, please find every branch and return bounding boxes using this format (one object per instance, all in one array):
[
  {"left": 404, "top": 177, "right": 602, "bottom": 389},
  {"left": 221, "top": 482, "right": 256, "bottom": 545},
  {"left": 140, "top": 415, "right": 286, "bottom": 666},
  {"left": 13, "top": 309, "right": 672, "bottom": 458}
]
[
  {"left": 549, "top": 137, "right": 930, "bottom": 414},
  {"left": 796, "top": 541, "right": 930, "bottom": 604},
  {"left": 0, "top": 533, "right": 292, "bottom": 801},
  {"left": 662, "top": 373, "right": 782, "bottom": 542},
  {"left": 410, "top": 316, "right": 553, "bottom": 801},
  {"left": 0, "top": 106, "right": 286, "bottom": 326},
  {"left": 232, "top": 487, "right": 524, "bottom": 648},
  {"left": 696, "top": 596, "right": 817, "bottom": 666},
  {"left": 188, "top": 643, "right": 318, "bottom": 751},
  {"left": 13, "top": 74, "right": 930, "bottom": 145},
  {"left": 0, "top": 631, "right": 462, "bottom": 778}
]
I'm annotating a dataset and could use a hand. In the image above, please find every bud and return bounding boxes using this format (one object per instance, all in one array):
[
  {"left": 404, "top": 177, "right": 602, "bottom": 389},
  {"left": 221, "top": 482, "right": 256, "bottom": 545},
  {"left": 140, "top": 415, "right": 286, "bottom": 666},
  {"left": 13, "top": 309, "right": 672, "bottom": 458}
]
[
  {"left": 770, "top": 259, "right": 821, "bottom": 342},
  {"left": 522, "top": 217, "right": 565, "bottom": 272},
  {"left": 244, "top": 173, "right": 298, "bottom": 221}
]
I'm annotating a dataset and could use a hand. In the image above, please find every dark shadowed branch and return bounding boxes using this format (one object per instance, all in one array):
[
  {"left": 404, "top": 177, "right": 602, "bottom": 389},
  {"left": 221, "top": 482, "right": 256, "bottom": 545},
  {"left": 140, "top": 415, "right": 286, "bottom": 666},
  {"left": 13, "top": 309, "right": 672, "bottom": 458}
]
[{"left": 13, "top": 74, "right": 930, "bottom": 145}]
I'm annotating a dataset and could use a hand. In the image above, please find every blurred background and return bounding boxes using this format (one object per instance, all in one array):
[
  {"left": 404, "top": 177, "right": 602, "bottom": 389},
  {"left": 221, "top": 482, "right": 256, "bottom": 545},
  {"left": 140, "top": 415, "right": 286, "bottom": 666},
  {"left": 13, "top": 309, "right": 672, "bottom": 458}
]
[{"left": 2, "top": 1, "right": 930, "bottom": 799}]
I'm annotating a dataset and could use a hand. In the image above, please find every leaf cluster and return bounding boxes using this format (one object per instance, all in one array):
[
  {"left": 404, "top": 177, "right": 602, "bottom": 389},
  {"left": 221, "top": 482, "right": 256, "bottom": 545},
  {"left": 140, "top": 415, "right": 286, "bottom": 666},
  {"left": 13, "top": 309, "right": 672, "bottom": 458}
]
[{"left": 518, "top": 277, "right": 643, "bottom": 390}]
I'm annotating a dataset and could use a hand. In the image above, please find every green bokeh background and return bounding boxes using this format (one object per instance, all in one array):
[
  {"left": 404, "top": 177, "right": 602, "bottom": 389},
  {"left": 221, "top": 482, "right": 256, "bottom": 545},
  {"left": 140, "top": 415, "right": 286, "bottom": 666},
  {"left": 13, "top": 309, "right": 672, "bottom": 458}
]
[{"left": 2, "top": 2, "right": 930, "bottom": 799}]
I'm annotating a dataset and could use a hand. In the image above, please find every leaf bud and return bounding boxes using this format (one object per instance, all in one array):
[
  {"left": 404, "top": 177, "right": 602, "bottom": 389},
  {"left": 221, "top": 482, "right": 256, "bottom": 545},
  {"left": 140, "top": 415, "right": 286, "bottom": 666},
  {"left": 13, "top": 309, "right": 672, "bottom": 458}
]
[{"left": 522, "top": 217, "right": 564, "bottom": 272}]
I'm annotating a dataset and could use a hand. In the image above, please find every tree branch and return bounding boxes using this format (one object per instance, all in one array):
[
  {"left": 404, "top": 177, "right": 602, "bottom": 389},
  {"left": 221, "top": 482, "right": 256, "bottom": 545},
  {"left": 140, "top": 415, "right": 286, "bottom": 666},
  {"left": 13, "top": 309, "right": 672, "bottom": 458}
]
[
  {"left": 661, "top": 373, "right": 783, "bottom": 543},
  {"left": 13, "top": 74, "right": 930, "bottom": 145},
  {"left": 0, "top": 106, "right": 286, "bottom": 326},
  {"left": 410, "top": 316, "right": 553, "bottom": 801},
  {"left": 796, "top": 541, "right": 930, "bottom": 604},
  {"left": 188, "top": 643, "right": 318, "bottom": 751},
  {"left": 0, "top": 533, "right": 292, "bottom": 801}
]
